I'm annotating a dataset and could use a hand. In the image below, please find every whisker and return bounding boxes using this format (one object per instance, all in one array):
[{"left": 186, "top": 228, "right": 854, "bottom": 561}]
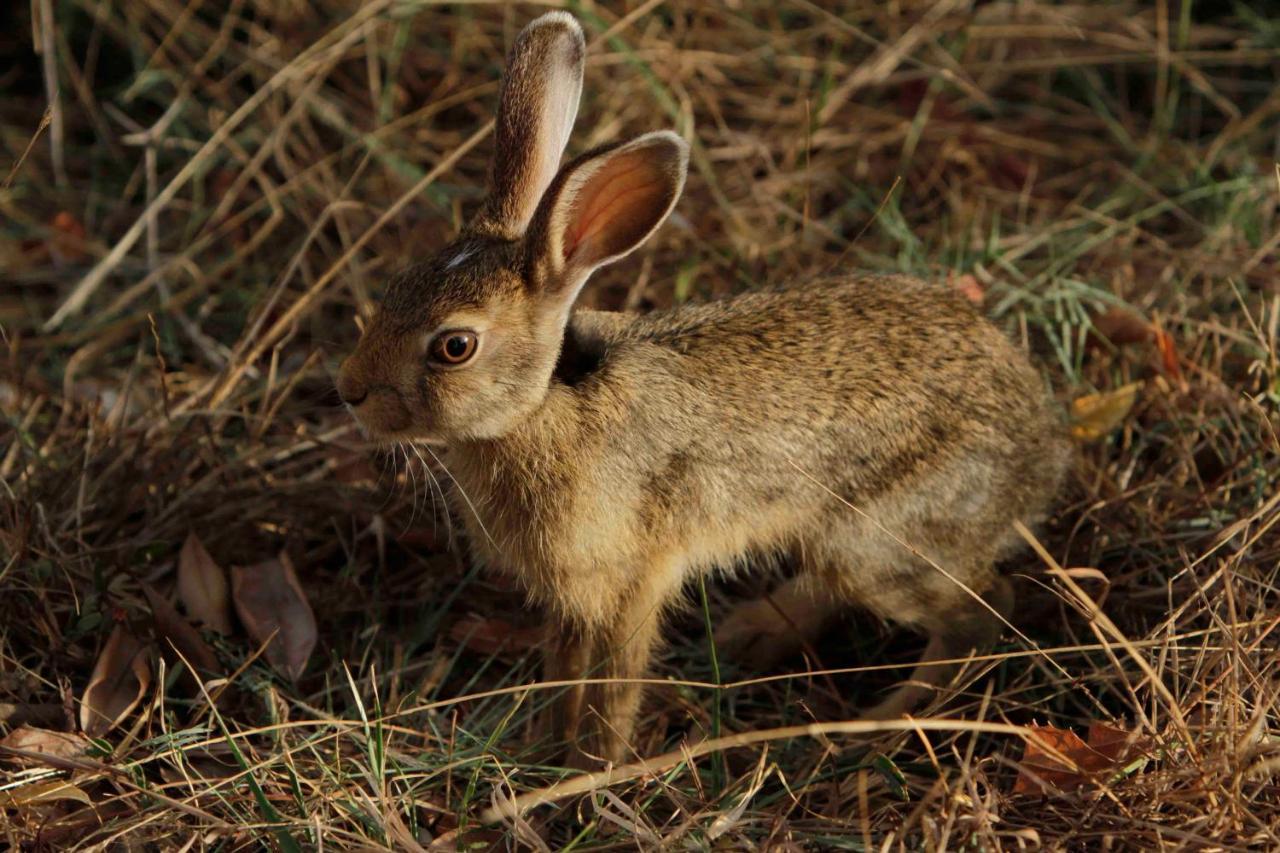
[
  {"left": 399, "top": 442, "right": 423, "bottom": 532},
  {"left": 409, "top": 442, "right": 452, "bottom": 547},
  {"left": 420, "top": 443, "right": 501, "bottom": 556},
  {"left": 373, "top": 446, "right": 400, "bottom": 515}
]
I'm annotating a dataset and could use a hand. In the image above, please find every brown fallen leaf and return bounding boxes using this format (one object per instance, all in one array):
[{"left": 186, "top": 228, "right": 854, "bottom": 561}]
[
  {"left": 1013, "top": 725, "right": 1091, "bottom": 793},
  {"left": 449, "top": 615, "right": 545, "bottom": 658},
  {"left": 1070, "top": 382, "right": 1142, "bottom": 442},
  {"left": 1090, "top": 307, "right": 1153, "bottom": 346},
  {"left": 231, "top": 552, "right": 316, "bottom": 682},
  {"left": 178, "top": 533, "right": 233, "bottom": 635},
  {"left": 1013, "top": 723, "right": 1149, "bottom": 795},
  {"left": 141, "top": 584, "right": 220, "bottom": 677},
  {"left": 0, "top": 779, "right": 92, "bottom": 809},
  {"left": 0, "top": 726, "right": 91, "bottom": 764},
  {"left": 80, "top": 625, "right": 151, "bottom": 737}
]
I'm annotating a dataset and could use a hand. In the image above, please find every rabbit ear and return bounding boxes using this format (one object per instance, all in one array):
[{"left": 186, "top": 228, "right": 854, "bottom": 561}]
[
  {"left": 476, "top": 12, "right": 585, "bottom": 239},
  {"left": 525, "top": 131, "right": 689, "bottom": 302}
]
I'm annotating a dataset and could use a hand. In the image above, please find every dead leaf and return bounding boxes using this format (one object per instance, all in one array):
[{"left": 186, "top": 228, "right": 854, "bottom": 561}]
[
  {"left": 79, "top": 625, "right": 151, "bottom": 737},
  {"left": 1091, "top": 307, "right": 1153, "bottom": 346},
  {"left": 1070, "top": 382, "right": 1142, "bottom": 442},
  {"left": 1086, "top": 722, "right": 1150, "bottom": 763},
  {"left": 0, "top": 779, "right": 92, "bottom": 809},
  {"left": 141, "top": 584, "right": 220, "bottom": 677},
  {"left": 231, "top": 553, "right": 316, "bottom": 682},
  {"left": 1013, "top": 725, "right": 1092, "bottom": 793},
  {"left": 48, "top": 210, "right": 89, "bottom": 264},
  {"left": 178, "top": 533, "right": 232, "bottom": 635},
  {"left": 449, "top": 615, "right": 544, "bottom": 658},
  {"left": 1013, "top": 723, "right": 1148, "bottom": 794},
  {"left": 0, "top": 726, "right": 90, "bottom": 764},
  {"left": 1153, "top": 327, "right": 1183, "bottom": 382}
]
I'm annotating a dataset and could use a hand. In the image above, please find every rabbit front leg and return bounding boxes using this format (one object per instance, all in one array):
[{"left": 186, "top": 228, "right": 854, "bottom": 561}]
[
  {"left": 584, "top": 600, "right": 666, "bottom": 764},
  {"left": 553, "top": 568, "right": 680, "bottom": 766},
  {"left": 541, "top": 630, "right": 592, "bottom": 756}
]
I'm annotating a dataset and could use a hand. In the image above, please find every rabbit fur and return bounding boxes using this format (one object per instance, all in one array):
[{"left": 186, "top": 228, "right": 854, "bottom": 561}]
[{"left": 337, "top": 11, "right": 1073, "bottom": 765}]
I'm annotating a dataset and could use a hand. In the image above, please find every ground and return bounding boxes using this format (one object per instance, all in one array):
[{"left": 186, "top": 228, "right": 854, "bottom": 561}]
[{"left": 2, "top": 1, "right": 1279, "bottom": 849}]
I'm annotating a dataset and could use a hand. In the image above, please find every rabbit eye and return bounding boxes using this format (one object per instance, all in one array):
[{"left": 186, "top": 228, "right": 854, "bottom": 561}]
[{"left": 429, "top": 330, "right": 478, "bottom": 365}]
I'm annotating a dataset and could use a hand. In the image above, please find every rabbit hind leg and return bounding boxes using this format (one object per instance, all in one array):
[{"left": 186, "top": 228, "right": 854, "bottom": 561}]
[
  {"left": 860, "top": 572, "right": 1014, "bottom": 719},
  {"left": 714, "top": 542, "right": 848, "bottom": 669}
]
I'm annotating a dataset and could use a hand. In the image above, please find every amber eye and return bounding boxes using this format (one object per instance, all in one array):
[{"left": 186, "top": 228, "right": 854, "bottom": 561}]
[{"left": 428, "top": 330, "right": 478, "bottom": 365}]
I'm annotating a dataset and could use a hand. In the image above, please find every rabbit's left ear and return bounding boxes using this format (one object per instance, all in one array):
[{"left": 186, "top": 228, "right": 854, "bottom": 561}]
[
  {"left": 476, "top": 12, "right": 585, "bottom": 239},
  {"left": 525, "top": 130, "right": 689, "bottom": 302}
]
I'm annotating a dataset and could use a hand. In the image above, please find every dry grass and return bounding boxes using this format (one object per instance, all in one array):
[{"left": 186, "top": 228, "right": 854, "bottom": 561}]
[{"left": 2, "top": 1, "right": 1279, "bottom": 849}]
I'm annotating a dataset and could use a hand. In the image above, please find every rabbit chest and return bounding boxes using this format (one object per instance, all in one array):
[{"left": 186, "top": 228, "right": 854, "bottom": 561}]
[{"left": 442, "top": 359, "right": 818, "bottom": 624}]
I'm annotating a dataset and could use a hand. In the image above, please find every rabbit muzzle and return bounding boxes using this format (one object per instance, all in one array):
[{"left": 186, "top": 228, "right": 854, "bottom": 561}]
[{"left": 337, "top": 353, "right": 417, "bottom": 439}]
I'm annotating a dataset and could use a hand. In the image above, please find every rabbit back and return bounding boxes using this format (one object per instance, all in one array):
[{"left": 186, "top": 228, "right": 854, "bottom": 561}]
[{"left": 448, "top": 274, "right": 1069, "bottom": 628}]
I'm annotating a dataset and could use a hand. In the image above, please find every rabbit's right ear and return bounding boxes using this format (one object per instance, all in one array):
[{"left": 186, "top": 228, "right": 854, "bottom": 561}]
[
  {"left": 523, "top": 131, "right": 689, "bottom": 307},
  {"left": 474, "top": 12, "right": 585, "bottom": 240}
]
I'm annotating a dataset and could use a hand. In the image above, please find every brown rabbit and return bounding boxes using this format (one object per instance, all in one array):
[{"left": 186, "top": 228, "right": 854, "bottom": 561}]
[{"left": 337, "top": 11, "right": 1072, "bottom": 765}]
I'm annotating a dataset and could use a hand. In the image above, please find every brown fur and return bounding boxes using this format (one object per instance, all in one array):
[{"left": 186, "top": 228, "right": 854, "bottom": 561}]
[{"left": 337, "top": 12, "right": 1072, "bottom": 764}]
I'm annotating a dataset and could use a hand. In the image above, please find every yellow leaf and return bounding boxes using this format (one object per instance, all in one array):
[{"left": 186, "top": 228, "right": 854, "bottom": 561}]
[
  {"left": 1070, "top": 382, "right": 1142, "bottom": 442},
  {"left": 1, "top": 779, "right": 92, "bottom": 808}
]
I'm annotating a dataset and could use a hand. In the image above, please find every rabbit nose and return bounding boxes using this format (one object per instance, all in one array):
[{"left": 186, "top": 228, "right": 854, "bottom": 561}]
[{"left": 336, "top": 367, "right": 368, "bottom": 407}]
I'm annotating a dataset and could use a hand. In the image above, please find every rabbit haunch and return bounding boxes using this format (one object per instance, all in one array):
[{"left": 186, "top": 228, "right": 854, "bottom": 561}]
[{"left": 337, "top": 11, "right": 1071, "bottom": 765}]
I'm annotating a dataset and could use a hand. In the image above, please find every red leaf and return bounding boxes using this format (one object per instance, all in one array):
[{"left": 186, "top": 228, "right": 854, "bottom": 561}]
[
  {"left": 1013, "top": 723, "right": 1148, "bottom": 795},
  {"left": 48, "top": 211, "right": 89, "bottom": 264},
  {"left": 1153, "top": 327, "right": 1183, "bottom": 382},
  {"left": 1087, "top": 721, "right": 1150, "bottom": 763},
  {"left": 949, "top": 272, "right": 985, "bottom": 305}
]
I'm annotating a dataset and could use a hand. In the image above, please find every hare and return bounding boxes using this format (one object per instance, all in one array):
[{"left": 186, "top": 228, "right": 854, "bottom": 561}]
[{"left": 337, "top": 11, "right": 1072, "bottom": 765}]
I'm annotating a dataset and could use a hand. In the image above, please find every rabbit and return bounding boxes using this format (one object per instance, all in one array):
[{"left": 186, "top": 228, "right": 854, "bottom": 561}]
[{"left": 336, "top": 11, "right": 1073, "bottom": 766}]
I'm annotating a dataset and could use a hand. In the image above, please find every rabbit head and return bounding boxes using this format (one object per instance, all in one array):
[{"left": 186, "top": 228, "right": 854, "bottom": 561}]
[{"left": 337, "top": 12, "right": 689, "bottom": 443}]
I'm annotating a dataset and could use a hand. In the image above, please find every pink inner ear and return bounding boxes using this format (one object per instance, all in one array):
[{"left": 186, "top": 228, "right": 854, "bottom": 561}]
[{"left": 563, "top": 153, "right": 666, "bottom": 263}]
